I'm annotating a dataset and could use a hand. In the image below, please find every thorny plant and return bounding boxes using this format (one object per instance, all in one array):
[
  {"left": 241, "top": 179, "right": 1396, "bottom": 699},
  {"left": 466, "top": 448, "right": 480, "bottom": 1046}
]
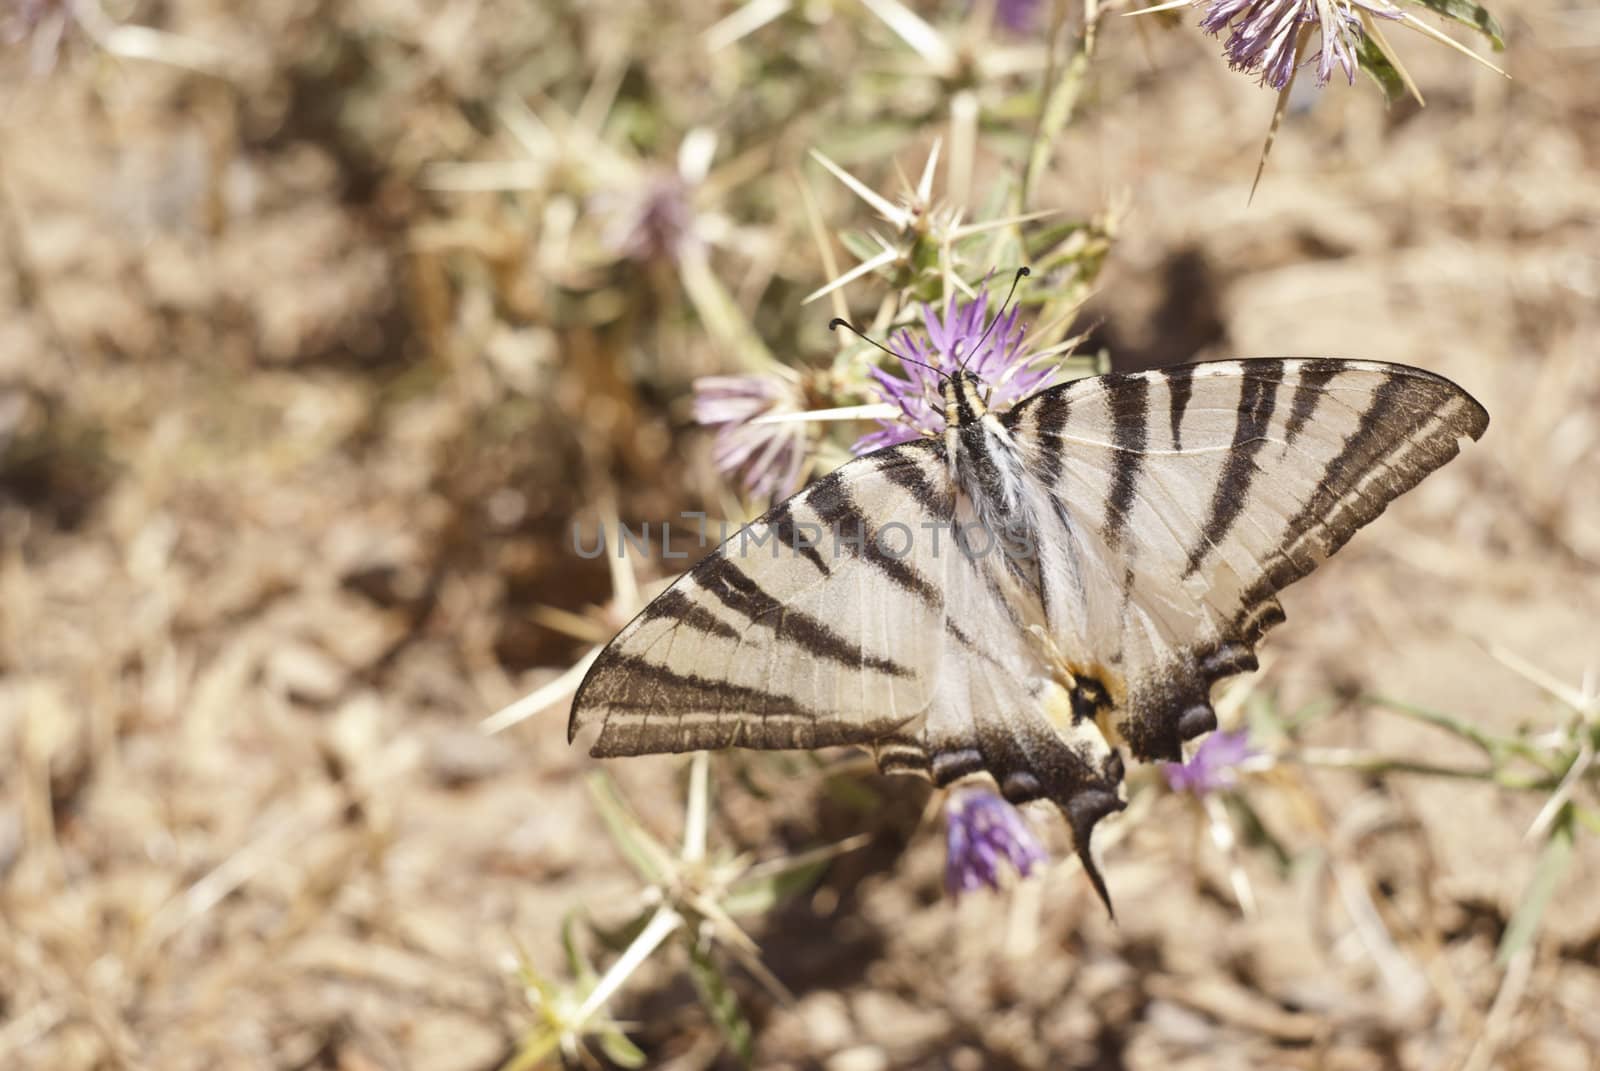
[
  {"left": 503, "top": 754, "right": 868, "bottom": 1069},
  {"left": 1, "top": 0, "right": 1521, "bottom": 1065}
]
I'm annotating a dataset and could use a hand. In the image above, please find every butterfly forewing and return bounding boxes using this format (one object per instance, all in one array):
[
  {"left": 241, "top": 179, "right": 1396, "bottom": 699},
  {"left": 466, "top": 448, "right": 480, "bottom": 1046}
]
[{"left": 570, "top": 441, "right": 955, "bottom": 757}]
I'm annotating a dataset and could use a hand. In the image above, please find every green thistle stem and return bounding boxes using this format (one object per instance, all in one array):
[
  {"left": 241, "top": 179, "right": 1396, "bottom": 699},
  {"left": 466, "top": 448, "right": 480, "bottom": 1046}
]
[
  {"left": 1367, "top": 696, "right": 1570, "bottom": 776},
  {"left": 1293, "top": 748, "right": 1500, "bottom": 783},
  {"left": 1020, "top": 0, "right": 1101, "bottom": 211}
]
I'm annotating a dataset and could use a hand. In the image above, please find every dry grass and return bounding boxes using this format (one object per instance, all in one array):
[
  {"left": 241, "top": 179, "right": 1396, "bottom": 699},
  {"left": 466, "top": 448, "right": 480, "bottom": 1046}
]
[{"left": 1, "top": 0, "right": 1597, "bottom": 1068}]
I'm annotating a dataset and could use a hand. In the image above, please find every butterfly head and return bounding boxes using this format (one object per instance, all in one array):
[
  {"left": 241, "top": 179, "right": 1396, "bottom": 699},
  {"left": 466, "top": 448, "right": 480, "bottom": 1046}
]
[
  {"left": 942, "top": 368, "right": 990, "bottom": 429},
  {"left": 834, "top": 266, "right": 1034, "bottom": 451}
]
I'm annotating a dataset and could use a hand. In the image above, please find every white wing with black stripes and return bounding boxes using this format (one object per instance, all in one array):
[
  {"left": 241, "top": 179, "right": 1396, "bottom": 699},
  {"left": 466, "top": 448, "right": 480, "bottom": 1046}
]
[
  {"left": 1001, "top": 358, "right": 1488, "bottom": 765},
  {"left": 568, "top": 356, "right": 1488, "bottom": 911},
  {"left": 571, "top": 441, "right": 958, "bottom": 756}
]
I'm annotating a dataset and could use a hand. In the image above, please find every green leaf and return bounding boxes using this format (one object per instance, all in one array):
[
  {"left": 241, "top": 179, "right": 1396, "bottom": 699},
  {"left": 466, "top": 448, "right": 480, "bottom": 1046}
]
[
  {"left": 1369, "top": 696, "right": 1566, "bottom": 779},
  {"left": 687, "top": 937, "right": 755, "bottom": 1067},
  {"left": 1024, "top": 218, "right": 1111, "bottom": 294},
  {"left": 497, "top": 1031, "right": 560, "bottom": 1071},
  {"left": 586, "top": 773, "right": 676, "bottom": 887},
  {"left": 1367, "top": 696, "right": 1501, "bottom": 758},
  {"left": 1402, "top": 0, "right": 1506, "bottom": 48},
  {"left": 1357, "top": 33, "right": 1408, "bottom": 103},
  {"left": 908, "top": 233, "right": 942, "bottom": 279},
  {"left": 810, "top": 123, "right": 920, "bottom": 169},
  {"left": 1273, "top": 695, "right": 1341, "bottom": 736},
  {"left": 1022, "top": 217, "right": 1094, "bottom": 257},
  {"left": 561, "top": 913, "right": 598, "bottom": 989},
  {"left": 597, "top": 1028, "right": 648, "bottom": 1069},
  {"left": 1497, "top": 809, "right": 1577, "bottom": 964},
  {"left": 722, "top": 858, "right": 830, "bottom": 918},
  {"left": 1021, "top": 41, "right": 1095, "bottom": 210},
  {"left": 678, "top": 253, "right": 776, "bottom": 370},
  {"left": 722, "top": 833, "right": 869, "bottom": 917}
]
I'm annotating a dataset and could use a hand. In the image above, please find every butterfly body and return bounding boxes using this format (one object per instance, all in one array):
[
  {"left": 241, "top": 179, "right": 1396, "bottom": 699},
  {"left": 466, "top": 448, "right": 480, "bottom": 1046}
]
[
  {"left": 570, "top": 358, "right": 1488, "bottom": 908},
  {"left": 945, "top": 370, "right": 1035, "bottom": 556}
]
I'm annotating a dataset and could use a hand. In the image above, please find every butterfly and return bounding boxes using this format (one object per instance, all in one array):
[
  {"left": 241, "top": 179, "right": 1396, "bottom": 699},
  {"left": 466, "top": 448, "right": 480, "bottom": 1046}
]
[{"left": 568, "top": 338, "right": 1488, "bottom": 910}]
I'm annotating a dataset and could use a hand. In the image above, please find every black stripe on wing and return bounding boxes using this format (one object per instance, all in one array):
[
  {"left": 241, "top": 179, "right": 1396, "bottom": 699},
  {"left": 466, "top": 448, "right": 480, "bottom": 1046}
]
[
  {"left": 875, "top": 441, "right": 956, "bottom": 515},
  {"left": 640, "top": 588, "right": 740, "bottom": 640},
  {"left": 569, "top": 438, "right": 955, "bottom": 754},
  {"left": 1167, "top": 364, "right": 1195, "bottom": 451},
  {"left": 768, "top": 501, "right": 829, "bottom": 574},
  {"left": 1234, "top": 366, "right": 1488, "bottom": 641},
  {"left": 1282, "top": 359, "right": 1342, "bottom": 447},
  {"left": 583, "top": 654, "right": 814, "bottom": 719},
  {"left": 585, "top": 655, "right": 899, "bottom": 755},
  {"left": 1022, "top": 388, "right": 1073, "bottom": 490},
  {"left": 696, "top": 554, "right": 914, "bottom": 677},
  {"left": 805, "top": 464, "right": 944, "bottom": 609},
  {"left": 1102, "top": 373, "right": 1150, "bottom": 548},
  {"left": 1183, "top": 358, "right": 1282, "bottom": 578}
]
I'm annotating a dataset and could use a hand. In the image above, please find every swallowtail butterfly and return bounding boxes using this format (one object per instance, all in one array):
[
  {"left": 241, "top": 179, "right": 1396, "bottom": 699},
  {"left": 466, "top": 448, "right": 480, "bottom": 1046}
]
[{"left": 569, "top": 325, "right": 1487, "bottom": 908}]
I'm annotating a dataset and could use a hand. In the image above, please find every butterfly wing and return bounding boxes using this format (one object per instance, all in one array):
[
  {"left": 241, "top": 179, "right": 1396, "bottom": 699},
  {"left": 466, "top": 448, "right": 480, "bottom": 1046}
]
[
  {"left": 571, "top": 432, "right": 1131, "bottom": 904},
  {"left": 1004, "top": 358, "right": 1489, "bottom": 762},
  {"left": 570, "top": 440, "right": 961, "bottom": 756}
]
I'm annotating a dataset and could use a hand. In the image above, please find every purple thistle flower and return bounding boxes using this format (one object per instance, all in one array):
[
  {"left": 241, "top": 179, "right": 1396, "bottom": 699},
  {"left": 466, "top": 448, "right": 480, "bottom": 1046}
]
[
  {"left": 852, "top": 288, "right": 1062, "bottom": 455},
  {"left": 597, "top": 172, "right": 697, "bottom": 263},
  {"left": 944, "top": 788, "right": 1049, "bottom": 897},
  {"left": 1163, "top": 730, "right": 1255, "bottom": 797},
  {"left": 994, "top": 0, "right": 1044, "bottom": 34},
  {"left": 1198, "top": 0, "right": 1400, "bottom": 90},
  {"left": 692, "top": 373, "right": 809, "bottom": 500}
]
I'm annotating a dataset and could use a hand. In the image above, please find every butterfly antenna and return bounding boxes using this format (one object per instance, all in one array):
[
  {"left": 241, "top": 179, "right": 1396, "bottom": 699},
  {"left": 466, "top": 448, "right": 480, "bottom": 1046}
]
[
  {"left": 960, "top": 266, "right": 1030, "bottom": 373},
  {"left": 829, "top": 318, "right": 945, "bottom": 380}
]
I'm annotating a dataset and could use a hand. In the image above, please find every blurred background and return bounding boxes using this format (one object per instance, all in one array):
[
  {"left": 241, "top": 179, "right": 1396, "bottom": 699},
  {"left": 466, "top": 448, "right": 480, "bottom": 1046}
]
[{"left": 1, "top": 0, "right": 1597, "bottom": 1068}]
